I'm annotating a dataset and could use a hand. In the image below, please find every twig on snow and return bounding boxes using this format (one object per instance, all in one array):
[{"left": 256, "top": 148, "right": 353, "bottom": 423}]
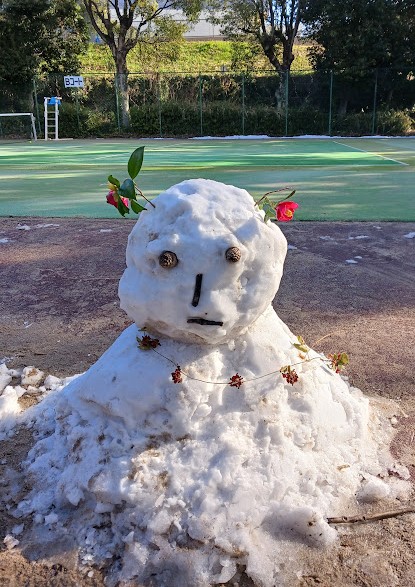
[{"left": 327, "top": 506, "right": 415, "bottom": 525}]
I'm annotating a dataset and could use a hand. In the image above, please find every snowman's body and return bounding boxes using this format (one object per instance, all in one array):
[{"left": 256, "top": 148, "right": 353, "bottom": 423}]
[{"left": 22, "top": 180, "right": 406, "bottom": 587}]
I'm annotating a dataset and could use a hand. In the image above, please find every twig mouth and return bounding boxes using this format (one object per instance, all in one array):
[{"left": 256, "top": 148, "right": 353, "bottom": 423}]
[{"left": 187, "top": 318, "right": 224, "bottom": 326}]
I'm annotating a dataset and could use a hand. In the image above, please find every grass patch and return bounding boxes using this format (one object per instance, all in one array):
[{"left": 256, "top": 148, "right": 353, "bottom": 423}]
[{"left": 81, "top": 41, "right": 313, "bottom": 74}]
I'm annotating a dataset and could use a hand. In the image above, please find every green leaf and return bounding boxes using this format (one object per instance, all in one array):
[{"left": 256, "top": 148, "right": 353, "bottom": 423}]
[
  {"left": 128, "top": 146, "right": 145, "bottom": 180},
  {"left": 339, "top": 352, "right": 350, "bottom": 366},
  {"left": 108, "top": 175, "right": 120, "bottom": 188},
  {"left": 131, "top": 200, "right": 146, "bottom": 214},
  {"left": 263, "top": 202, "right": 276, "bottom": 222},
  {"left": 118, "top": 178, "right": 135, "bottom": 200},
  {"left": 117, "top": 198, "right": 130, "bottom": 217},
  {"left": 294, "top": 343, "right": 309, "bottom": 353}
]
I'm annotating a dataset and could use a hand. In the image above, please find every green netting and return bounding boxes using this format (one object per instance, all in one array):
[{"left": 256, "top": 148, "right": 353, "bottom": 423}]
[{"left": 1, "top": 68, "right": 415, "bottom": 140}]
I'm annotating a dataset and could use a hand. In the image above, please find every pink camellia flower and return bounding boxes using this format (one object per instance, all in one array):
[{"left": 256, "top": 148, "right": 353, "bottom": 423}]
[
  {"left": 106, "top": 190, "right": 129, "bottom": 209},
  {"left": 275, "top": 201, "right": 299, "bottom": 222}
]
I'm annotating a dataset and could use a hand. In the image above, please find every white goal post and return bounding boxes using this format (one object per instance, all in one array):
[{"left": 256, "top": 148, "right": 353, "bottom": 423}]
[{"left": 0, "top": 112, "right": 37, "bottom": 140}]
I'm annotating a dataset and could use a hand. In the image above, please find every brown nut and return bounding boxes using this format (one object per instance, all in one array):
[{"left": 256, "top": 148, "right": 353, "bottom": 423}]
[
  {"left": 159, "top": 251, "right": 178, "bottom": 268},
  {"left": 225, "top": 247, "right": 241, "bottom": 262}
]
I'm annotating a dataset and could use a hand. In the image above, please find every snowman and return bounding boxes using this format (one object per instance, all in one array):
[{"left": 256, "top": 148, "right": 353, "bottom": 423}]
[{"left": 21, "top": 179, "right": 408, "bottom": 587}]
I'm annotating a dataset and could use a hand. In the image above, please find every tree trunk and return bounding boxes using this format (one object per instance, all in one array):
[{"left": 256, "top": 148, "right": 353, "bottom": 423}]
[
  {"left": 115, "top": 53, "right": 130, "bottom": 129},
  {"left": 275, "top": 77, "right": 286, "bottom": 115},
  {"left": 338, "top": 97, "right": 348, "bottom": 116}
]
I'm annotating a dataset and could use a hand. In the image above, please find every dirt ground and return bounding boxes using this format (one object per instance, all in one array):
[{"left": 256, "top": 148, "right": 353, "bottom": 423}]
[{"left": 0, "top": 218, "right": 414, "bottom": 586}]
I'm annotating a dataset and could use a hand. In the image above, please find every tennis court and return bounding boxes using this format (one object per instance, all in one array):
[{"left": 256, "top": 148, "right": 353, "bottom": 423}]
[{"left": 1, "top": 137, "right": 414, "bottom": 220}]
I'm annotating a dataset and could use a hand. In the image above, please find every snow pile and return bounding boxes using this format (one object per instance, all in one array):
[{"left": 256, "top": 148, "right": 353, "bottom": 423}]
[
  {"left": 5, "top": 180, "right": 410, "bottom": 587},
  {"left": 0, "top": 363, "right": 81, "bottom": 440}
]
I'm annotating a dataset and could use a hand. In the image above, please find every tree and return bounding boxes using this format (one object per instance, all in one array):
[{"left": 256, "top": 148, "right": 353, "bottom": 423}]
[
  {"left": 0, "top": 0, "right": 88, "bottom": 110},
  {"left": 207, "top": 0, "right": 307, "bottom": 109},
  {"left": 304, "top": 0, "right": 415, "bottom": 113},
  {"left": 82, "top": 0, "right": 202, "bottom": 128}
]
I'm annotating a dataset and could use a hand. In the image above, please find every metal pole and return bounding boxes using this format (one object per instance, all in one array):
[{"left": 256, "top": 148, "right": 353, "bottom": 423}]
[
  {"left": 371, "top": 68, "right": 378, "bottom": 135},
  {"left": 44, "top": 97, "right": 48, "bottom": 141},
  {"left": 158, "top": 74, "right": 162, "bottom": 137},
  {"left": 55, "top": 100, "right": 59, "bottom": 140},
  {"left": 30, "top": 114, "right": 37, "bottom": 141},
  {"left": 114, "top": 74, "right": 121, "bottom": 132},
  {"left": 242, "top": 73, "right": 245, "bottom": 136},
  {"left": 199, "top": 74, "right": 203, "bottom": 137},
  {"left": 328, "top": 70, "right": 333, "bottom": 136},
  {"left": 33, "top": 79, "right": 42, "bottom": 136},
  {"left": 285, "top": 70, "right": 289, "bottom": 136},
  {"left": 75, "top": 88, "right": 81, "bottom": 132}
]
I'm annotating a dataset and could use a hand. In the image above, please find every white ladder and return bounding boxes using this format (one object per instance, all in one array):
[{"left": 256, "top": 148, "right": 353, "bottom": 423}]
[{"left": 44, "top": 97, "right": 60, "bottom": 140}]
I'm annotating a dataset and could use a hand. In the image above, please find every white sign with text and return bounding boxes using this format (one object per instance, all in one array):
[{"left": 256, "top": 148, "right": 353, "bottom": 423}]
[{"left": 64, "top": 76, "right": 84, "bottom": 88}]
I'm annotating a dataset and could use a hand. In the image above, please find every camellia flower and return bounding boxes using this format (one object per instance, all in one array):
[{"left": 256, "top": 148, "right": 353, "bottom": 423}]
[
  {"left": 275, "top": 201, "right": 299, "bottom": 222},
  {"left": 106, "top": 190, "right": 129, "bottom": 209}
]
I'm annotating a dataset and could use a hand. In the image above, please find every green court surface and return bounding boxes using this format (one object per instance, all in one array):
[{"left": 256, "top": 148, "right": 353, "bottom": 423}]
[{"left": 1, "top": 137, "right": 415, "bottom": 220}]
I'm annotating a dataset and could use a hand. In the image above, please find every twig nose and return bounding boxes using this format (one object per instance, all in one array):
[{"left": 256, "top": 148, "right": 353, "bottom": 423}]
[{"left": 191, "top": 274, "right": 203, "bottom": 307}]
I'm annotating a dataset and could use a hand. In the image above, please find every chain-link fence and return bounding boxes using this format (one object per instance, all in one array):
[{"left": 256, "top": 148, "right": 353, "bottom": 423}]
[{"left": 1, "top": 68, "right": 414, "bottom": 139}]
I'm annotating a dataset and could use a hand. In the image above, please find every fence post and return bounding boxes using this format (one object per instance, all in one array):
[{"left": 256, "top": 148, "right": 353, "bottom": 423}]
[
  {"left": 75, "top": 88, "right": 81, "bottom": 132},
  {"left": 284, "top": 70, "right": 289, "bottom": 136},
  {"left": 241, "top": 73, "right": 245, "bottom": 136},
  {"left": 32, "top": 78, "right": 42, "bottom": 136},
  {"left": 371, "top": 68, "right": 378, "bottom": 135},
  {"left": 157, "top": 73, "right": 162, "bottom": 137},
  {"left": 199, "top": 74, "right": 203, "bottom": 136},
  {"left": 114, "top": 74, "right": 121, "bottom": 132},
  {"left": 328, "top": 70, "right": 333, "bottom": 136}
]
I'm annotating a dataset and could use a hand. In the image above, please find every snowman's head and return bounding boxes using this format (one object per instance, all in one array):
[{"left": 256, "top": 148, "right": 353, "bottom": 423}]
[{"left": 119, "top": 179, "right": 287, "bottom": 344}]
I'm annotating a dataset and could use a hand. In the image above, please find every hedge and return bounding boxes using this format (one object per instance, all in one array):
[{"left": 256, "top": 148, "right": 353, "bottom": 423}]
[{"left": 57, "top": 101, "right": 414, "bottom": 138}]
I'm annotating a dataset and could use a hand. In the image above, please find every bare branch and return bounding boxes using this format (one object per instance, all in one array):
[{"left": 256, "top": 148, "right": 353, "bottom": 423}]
[
  {"left": 327, "top": 507, "right": 415, "bottom": 525},
  {"left": 108, "top": 0, "right": 122, "bottom": 21},
  {"left": 83, "top": 0, "right": 114, "bottom": 45}
]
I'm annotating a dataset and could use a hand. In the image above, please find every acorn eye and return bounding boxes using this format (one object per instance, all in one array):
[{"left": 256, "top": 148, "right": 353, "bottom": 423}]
[
  {"left": 159, "top": 251, "right": 178, "bottom": 268},
  {"left": 225, "top": 247, "right": 241, "bottom": 262}
]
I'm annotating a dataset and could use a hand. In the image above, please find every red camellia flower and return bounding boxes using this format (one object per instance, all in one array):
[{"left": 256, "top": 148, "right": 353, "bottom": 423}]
[
  {"left": 106, "top": 190, "right": 129, "bottom": 209},
  {"left": 275, "top": 201, "right": 299, "bottom": 222}
]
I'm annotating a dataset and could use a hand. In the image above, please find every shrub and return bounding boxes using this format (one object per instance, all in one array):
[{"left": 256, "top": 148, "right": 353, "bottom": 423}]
[
  {"left": 56, "top": 102, "right": 415, "bottom": 139},
  {"left": 375, "top": 109, "right": 413, "bottom": 135},
  {"left": 332, "top": 109, "right": 413, "bottom": 136}
]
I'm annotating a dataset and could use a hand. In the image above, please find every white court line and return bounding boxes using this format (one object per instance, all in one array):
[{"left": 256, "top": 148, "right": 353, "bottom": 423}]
[
  {"left": 332, "top": 140, "right": 409, "bottom": 166},
  {"left": 91, "top": 153, "right": 128, "bottom": 160}
]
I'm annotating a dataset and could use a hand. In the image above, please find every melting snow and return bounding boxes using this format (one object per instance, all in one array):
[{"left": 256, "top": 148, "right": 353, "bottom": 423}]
[{"left": 35, "top": 223, "right": 60, "bottom": 228}]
